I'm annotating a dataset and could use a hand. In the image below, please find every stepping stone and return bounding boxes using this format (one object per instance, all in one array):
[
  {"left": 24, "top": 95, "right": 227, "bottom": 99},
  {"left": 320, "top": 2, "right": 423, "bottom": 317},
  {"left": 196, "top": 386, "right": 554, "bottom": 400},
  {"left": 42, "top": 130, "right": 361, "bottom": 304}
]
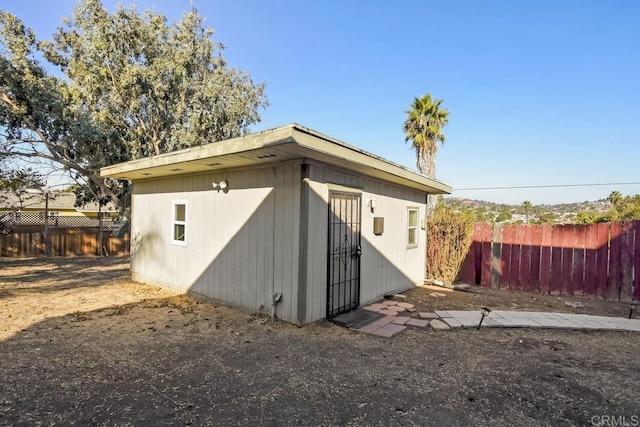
[
  {"left": 387, "top": 305, "right": 406, "bottom": 312},
  {"left": 383, "top": 300, "right": 398, "bottom": 306},
  {"left": 419, "top": 312, "right": 439, "bottom": 319},
  {"left": 430, "top": 319, "right": 450, "bottom": 330},
  {"left": 406, "top": 307, "right": 416, "bottom": 313},
  {"left": 390, "top": 294, "right": 407, "bottom": 300},
  {"left": 406, "top": 319, "right": 430, "bottom": 328},
  {"left": 442, "top": 317, "right": 462, "bottom": 328},
  {"left": 363, "top": 305, "right": 381, "bottom": 312},
  {"left": 370, "top": 323, "right": 406, "bottom": 337},
  {"left": 367, "top": 303, "right": 386, "bottom": 310},
  {"left": 397, "top": 302, "right": 414, "bottom": 309},
  {"left": 564, "top": 301, "right": 584, "bottom": 308},
  {"left": 391, "top": 317, "right": 410, "bottom": 325},
  {"left": 378, "top": 309, "right": 398, "bottom": 316},
  {"left": 429, "top": 292, "right": 448, "bottom": 298},
  {"left": 357, "top": 316, "right": 395, "bottom": 333}
]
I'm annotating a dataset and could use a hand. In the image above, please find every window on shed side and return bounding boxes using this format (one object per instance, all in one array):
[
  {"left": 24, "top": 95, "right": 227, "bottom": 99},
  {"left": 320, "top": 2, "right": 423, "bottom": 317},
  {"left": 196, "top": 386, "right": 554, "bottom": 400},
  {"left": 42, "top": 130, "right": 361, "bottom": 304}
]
[
  {"left": 172, "top": 201, "right": 187, "bottom": 245},
  {"left": 407, "top": 207, "right": 419, "bottom": 248}
]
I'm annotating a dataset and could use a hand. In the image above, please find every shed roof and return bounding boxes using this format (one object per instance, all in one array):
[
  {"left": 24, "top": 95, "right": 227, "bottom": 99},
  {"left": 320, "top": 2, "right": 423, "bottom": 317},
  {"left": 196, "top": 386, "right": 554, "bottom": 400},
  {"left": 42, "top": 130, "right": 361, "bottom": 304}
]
[{"left": 100, "top": 124, "right": 452, "bottom": 194}]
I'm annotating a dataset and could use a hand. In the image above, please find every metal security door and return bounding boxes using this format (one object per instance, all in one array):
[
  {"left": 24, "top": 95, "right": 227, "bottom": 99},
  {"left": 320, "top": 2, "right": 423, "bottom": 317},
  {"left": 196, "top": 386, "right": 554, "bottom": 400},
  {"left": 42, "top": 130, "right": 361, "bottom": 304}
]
[{"left": 327, "top": 191, "right": 362, "bottom": 319}]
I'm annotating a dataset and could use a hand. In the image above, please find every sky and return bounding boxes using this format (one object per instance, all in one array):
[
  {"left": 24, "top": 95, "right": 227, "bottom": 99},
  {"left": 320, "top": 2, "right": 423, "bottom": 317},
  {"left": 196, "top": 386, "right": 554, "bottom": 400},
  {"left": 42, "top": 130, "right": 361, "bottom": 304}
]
[{"left": 2, "top": 0, "right": 639, "bottom": 205}]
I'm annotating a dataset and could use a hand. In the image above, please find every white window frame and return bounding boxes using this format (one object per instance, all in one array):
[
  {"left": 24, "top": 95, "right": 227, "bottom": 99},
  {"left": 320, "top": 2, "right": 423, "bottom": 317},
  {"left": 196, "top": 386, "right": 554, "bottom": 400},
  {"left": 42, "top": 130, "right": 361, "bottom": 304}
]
[
  {"left": 407, "top": 207, "right": 419, "bottom": 249},
  {"left": 171, "top": 200, "right": 187, "bottom": 246}
]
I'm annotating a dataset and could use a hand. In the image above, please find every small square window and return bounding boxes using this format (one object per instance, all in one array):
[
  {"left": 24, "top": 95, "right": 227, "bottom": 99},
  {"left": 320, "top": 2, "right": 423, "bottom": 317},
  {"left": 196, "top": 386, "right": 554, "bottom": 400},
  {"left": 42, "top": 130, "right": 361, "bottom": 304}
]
[
  {"left": 172, "top": 201, "right": 187, "bottom": 246},
  {"left": 407, "top": 208, "right": 419, "bottom": 248}
]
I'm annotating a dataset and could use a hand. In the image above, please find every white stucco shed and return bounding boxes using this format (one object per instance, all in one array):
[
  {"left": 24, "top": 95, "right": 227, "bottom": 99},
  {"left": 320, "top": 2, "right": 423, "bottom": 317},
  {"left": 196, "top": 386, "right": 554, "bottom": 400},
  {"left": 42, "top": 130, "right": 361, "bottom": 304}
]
[{"left": 101, "top": 124, "right": 451, "bottom": 325}]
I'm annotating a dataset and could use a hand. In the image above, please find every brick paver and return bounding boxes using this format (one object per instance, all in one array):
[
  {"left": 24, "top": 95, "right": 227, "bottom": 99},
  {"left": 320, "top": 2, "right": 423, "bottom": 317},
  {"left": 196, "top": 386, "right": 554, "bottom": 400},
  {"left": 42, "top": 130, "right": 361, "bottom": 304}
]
[
  {"left": 370, "top": 323, "right": 406, "bottom": 337},
  {"left": 406, "top": 319, "right": 430, "bottom": 328}
]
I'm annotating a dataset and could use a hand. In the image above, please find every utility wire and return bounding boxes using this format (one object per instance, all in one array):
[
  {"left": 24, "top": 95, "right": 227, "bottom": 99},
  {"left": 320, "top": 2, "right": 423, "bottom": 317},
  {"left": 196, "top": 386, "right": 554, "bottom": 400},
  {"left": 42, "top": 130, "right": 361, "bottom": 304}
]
[{"left": 455, "top": 182, "right": 640, "bottom": 191}]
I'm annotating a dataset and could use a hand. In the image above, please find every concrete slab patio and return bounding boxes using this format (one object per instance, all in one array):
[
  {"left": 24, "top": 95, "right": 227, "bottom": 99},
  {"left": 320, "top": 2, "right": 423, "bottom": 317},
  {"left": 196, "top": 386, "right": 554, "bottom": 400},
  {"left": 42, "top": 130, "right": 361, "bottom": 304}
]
[
  {"left": 356, "top": 301, "right": 640, "bottom": 336},
  {"left": 438, "top": 310, "right": 640, "bottom": 332}
]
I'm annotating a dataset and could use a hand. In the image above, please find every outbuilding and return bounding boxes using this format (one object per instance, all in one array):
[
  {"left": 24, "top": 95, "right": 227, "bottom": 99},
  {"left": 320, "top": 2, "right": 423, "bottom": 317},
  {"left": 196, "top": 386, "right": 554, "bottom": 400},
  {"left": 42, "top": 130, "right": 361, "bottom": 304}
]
[{"left": 101, "top": 124, "right": 451, "bottom": 325}]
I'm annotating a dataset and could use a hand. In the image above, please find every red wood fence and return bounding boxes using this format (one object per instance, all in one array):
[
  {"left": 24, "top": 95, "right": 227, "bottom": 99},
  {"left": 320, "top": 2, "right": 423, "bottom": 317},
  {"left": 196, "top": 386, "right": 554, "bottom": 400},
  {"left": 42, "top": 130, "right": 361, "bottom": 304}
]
[
  {"left": 457, "top": 221, "right": 640, "bottom": 302},
  {"left": 0, "top": 228, "right": 130, "bottom": 257}
]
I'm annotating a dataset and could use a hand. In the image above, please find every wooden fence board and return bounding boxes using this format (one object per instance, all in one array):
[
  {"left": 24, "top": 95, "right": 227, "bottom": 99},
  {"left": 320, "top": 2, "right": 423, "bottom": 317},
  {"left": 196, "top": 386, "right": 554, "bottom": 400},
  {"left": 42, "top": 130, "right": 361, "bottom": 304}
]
[
  {"left": 549, "top": 225, "right": 564, "bottom": 295},
  {"left": 620, "top": 221, "right": 635, "bottom": 302},
  {"left": 608, "top": 222, "right": 623, "bottom": 301},
  {"left": 457, "top": 247, "right": 476, "bottom": 284},
  {"left": 560, "top": 226, "right": 574, "bottom": 295},
  {"left": 0, "top": 229, "right": 129, "bottom": 258},
  {"left": 479, "top": 223, "right": 492, "bottom": 287},
  {"left": 539, "top": 224, "right": 552, "bottom": 295},
  {"left": 447, "top": 220, "right": 639, "bottom": 303},
  {"left": 529, "top": 225, "right": 542, "bottom": 293},
  {"left": 518, "top": 226, "right": 532, "bottom": 292},
  {"left": 490, "top": 224, "right": 502, "bottom": 289},
  {"left": 572, "top": 225, "right": 586, "bottom": 296},
  {"left": 583, "top": 223, "right": 598, "bottom": 297},
  {"left": 501, "top": 226, "right": 515, "bottom": 289},
  {"left": 596, "top": 223, "right": 610, "bottom": 299}
]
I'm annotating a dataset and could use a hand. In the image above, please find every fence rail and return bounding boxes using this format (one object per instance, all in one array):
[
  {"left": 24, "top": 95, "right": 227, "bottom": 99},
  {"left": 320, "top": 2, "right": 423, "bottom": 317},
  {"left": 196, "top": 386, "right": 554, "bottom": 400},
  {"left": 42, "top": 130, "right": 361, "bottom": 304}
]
[
  {"left": 456, "top": 221, "right": 640, "bottom": 302},
  {"left": 0, "top": 211, "right": 122, "bottom": 230},
  {"left": 0, "top": 227, "right": 130, "bottom": 257}
]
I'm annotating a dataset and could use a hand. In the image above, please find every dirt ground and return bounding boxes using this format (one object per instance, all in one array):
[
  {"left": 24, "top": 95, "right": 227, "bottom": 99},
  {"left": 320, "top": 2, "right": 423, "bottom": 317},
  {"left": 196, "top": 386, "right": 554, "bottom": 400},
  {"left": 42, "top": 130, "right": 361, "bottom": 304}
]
[{"left": 1, "top": 257, "right": 639, "bottom": 426}]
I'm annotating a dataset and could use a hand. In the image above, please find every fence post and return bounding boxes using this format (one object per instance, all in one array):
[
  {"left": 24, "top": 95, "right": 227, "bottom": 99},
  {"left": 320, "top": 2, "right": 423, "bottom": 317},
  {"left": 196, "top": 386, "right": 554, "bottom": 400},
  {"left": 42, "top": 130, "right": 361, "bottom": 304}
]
[
  {"left": 98, "top": 199, "right": 103, "bottom": 257},
  {"left": 490, "top": 224, "right": 502, "bottom": 289}
]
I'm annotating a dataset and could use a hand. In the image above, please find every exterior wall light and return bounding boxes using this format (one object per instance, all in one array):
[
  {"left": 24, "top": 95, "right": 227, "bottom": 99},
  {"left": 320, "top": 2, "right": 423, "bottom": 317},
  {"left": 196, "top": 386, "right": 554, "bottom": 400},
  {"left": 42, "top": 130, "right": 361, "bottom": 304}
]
[
  {"left": 368, "top": 197, "right": 376, "bottom": 213},
  {"left": 212, "top": 180, "right": 228, "bottom": 190}
]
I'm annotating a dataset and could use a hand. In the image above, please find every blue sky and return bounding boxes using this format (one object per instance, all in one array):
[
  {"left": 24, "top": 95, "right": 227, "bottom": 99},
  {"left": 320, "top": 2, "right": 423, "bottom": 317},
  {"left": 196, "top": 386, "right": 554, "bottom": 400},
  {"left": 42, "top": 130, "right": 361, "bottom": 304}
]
[{"left": 3, "top": 0, "right": 639, "bottom": 204}]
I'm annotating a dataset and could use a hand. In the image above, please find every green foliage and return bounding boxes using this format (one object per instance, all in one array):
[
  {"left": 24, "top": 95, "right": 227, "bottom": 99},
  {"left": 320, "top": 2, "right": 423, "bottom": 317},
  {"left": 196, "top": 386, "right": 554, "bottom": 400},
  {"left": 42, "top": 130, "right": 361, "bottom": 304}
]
[
  {"left": 573, "top": 191, "right": 640, "bottom": 224},
  {"left": 0, "top": 1, "right": 267, "bottom": 212},
  {"left": 0, "top": 167, "right": 45, "bottom": 234},
  {"left": 403, "top": 93, "right": 449, "bottom": 180},
  {"left": 522, "top": 200, "right": 532, "bottom": 223},
  {"left": 0, "top": 167, "right": 45, "bottom": 208},
  {"left": 425, "top": 204, "right": 475, "bottom": 284},
  {"left": 495, "top": 211, "right": 512, "bottom": 222},
  {"left": 532, "top": 212, "right": 558, "bottom": 224},
  {"left": 574, "top": 211, "right": 603, "bottom": 224}
]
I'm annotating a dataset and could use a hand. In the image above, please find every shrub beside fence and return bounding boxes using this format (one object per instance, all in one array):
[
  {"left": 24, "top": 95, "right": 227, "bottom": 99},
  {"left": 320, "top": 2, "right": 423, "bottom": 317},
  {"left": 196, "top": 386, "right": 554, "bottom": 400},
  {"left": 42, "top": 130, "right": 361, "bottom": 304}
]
[
  {"left": 456, "top": 221, "right": 640, "bottom": 302},
  {"left": 0, "top": 228, "right": 129, "bottom": 257}
]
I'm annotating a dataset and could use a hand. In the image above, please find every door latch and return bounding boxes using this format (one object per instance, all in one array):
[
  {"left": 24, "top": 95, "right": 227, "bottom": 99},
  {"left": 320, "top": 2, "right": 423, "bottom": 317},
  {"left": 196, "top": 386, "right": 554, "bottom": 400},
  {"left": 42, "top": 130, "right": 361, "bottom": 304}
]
[{"left": 352, "top": 245, "right": 362, "bottom": 258}]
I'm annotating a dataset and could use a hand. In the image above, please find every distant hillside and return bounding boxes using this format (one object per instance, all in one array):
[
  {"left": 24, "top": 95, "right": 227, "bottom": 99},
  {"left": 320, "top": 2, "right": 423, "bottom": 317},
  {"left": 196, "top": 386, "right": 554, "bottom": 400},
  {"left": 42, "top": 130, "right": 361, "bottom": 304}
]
[{"left": 441, "top": 197, "right": 612, "bottom": 224}]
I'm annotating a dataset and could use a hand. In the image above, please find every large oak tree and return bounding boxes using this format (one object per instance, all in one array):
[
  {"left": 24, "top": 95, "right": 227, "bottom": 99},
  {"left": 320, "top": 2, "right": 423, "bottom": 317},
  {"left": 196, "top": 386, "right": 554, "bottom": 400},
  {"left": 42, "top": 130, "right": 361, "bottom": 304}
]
[{"left": 0, "top": 0, "right": 268, "bottom": 212}]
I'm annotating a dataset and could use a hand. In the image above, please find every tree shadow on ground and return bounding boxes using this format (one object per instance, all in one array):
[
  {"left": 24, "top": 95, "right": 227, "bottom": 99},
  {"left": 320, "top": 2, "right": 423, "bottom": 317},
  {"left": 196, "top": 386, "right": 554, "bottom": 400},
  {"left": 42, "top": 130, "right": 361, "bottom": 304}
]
[{"left": 2, "top": 292, "right": 640, "bottom": 426}]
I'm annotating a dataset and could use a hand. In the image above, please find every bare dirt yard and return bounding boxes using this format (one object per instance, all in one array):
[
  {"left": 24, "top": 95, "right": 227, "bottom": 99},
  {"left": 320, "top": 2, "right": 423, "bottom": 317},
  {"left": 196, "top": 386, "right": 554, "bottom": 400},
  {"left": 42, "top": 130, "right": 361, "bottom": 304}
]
[{"left": 1, "top": 257, "right": 639, "bottom": 426}]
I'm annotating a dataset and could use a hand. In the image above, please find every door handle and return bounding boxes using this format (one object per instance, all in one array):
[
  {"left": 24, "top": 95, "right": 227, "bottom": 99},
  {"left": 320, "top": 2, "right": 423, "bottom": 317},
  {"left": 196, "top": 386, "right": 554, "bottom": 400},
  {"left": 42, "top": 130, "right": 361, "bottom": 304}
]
[{"left": 352, "top": 245, "right": 362, "bottom": 258}]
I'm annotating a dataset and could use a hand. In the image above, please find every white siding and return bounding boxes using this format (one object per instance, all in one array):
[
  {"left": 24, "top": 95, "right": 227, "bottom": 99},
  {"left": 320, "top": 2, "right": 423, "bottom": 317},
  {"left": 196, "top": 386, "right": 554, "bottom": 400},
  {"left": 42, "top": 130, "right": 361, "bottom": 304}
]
[
  {"left": 303, "top": 163, "right": 427, "bottom": 323},
  {"left": 130, "top": 165, "right": 301, "bottom": 323}
]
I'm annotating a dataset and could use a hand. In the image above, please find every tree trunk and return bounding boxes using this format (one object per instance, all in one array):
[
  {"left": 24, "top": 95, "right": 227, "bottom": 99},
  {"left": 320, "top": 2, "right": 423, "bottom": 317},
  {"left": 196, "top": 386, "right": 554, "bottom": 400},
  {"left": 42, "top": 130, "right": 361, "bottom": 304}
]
[{"left": 416, "top": 146, "right": 438, "bottom": 217}]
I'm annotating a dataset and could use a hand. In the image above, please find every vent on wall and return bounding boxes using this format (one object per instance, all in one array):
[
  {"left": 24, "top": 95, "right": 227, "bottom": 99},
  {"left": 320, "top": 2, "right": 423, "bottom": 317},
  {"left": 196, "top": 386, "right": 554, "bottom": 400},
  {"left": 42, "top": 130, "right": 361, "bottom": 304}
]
[{"left": 256, "top": 153, "right": 278, "bottom": 159}]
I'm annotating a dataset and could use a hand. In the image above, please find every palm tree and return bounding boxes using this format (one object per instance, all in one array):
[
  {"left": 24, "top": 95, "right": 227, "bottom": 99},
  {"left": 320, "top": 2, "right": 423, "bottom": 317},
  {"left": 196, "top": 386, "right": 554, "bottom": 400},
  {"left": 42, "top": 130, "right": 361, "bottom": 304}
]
[
  {"left": 608, "top": 190, "right": 623, "bottom": 208},
  {"left": 522, "top": 200, "right": 533, "bottom": 224},
  {"left": 403, "top": 93, "right": 449, "bottom": 179}
]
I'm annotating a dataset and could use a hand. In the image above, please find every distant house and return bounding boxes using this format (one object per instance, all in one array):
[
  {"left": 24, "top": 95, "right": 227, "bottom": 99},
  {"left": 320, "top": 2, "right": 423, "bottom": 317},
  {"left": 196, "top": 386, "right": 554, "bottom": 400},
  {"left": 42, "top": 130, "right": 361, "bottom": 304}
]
[
  {"left": 0, "top": 191, "right": 118, "bottom": 226},
  {"left": 101, "top": 124, "right": 452, "bottom": 325}
]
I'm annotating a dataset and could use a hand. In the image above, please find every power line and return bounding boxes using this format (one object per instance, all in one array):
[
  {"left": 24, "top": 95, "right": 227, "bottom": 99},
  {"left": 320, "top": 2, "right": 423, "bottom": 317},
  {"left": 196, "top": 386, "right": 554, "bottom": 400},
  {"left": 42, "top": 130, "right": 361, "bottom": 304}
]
[{"left": 455, "top": 182, "right": 640, "bottom": 191}]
